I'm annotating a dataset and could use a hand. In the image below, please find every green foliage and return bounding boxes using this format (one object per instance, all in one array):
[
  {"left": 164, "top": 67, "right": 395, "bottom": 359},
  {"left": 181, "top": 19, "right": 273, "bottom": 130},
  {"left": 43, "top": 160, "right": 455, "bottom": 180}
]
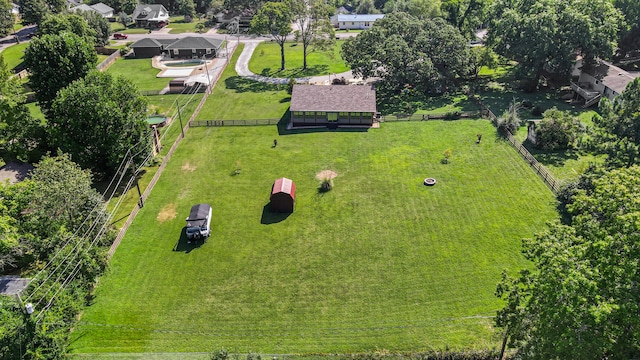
[
  {"left": 289, "top": 0, "right": 335, "bottom": 70},
  {"left": 494, "top": 98, "right": 522, "bottom": 134},
  {"left": 614, "top": 0, "right": 640, "bottom": 59},
  {"left": 20, "top": 0, "right": 49, "bottom": 25},
  {"left": 250, "top": 2, "right": 292, "bottom": 70},
  {"left": 441, "top": 0, "right": 488, "bottom": 37},
  {"left": 591, "top": 78, "right": 640, "bottom": 168},
  {"left": 342, "top": 12, "right": 473, "bottom": 93},
  {"left": 209, "top": 348, "right": 229, "bottom": 360},
  {"left": 0, "top": 0, "right": 13, "bottom": 37},
  {"left": 286, "top": 77, "right": 295, "bottom": 94},
  {"left": 487, "top": 0, "right": 623, "bottom": 90},
  {"left": 534, "top": 107, "right": 583, "bottom": 150},
  {"left": 38, "top": 13, "right": 96, "bottom": 43},
  {"left": 496, "top": 165, "right": 640, "bottom": 358},
  {"left": 49, "top": 71, "right": 150, "bottom": 177},
  {"left": 23, "top": 32, "right": 97, "bottom": 110},
  {"left": 382, "top": 0, "right": 442, "bottom": 19},
  {"left": 176, "top": 0, "right": 196, "bottom": 17},
  {"left": 80, "top": 10, "right": 111, "bottom": 47}
]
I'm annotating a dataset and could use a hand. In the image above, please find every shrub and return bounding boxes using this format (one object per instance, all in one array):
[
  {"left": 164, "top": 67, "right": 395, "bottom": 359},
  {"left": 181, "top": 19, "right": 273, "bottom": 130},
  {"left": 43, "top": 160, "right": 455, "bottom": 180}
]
[
  {"left": 184, "top": 15, "right": 193, "bottom": 23},
  {"left": 534, "top": 108, "right": 583, "bottom": 150},
  {"left": 287, "top": 77, "right": 295, "bottom": 94},
  {"left": 444, "top": 111, "right": 462, "bottom": 120},
  {"left": 494, "top": 99, "right": 523, "bottom": 134},
  {"left": 441, "top": 149, "right": 452, "bottom": 164},
  {"left": 210, "top": 348, "right": 229, "bottom": 360},
  {"left": 319, "top": 178, "right": 333, "bottom": 192}
]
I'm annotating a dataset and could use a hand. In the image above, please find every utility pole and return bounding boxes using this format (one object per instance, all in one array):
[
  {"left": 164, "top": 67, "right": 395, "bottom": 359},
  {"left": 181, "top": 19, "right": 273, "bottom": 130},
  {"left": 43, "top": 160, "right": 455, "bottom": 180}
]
[
  {"left": 176, "top": 99, "right": 185, "bottom": 137},
  {"left": 129, "top": 151, "right": 144, "bottom": 208}
]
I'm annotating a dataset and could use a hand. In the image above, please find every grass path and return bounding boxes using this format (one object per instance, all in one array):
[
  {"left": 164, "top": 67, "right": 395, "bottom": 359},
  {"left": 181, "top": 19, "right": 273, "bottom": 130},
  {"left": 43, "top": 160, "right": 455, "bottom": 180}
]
[{"left": 71, "top": 121, "right": 556, "bottom": 354}]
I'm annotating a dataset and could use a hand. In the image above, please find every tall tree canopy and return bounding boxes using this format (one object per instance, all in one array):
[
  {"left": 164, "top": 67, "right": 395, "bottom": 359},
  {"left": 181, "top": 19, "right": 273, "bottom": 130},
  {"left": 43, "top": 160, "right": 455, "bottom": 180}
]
[
  {"left": 382, "top": 0, "right": 442, "bottom": 19},
  {"left": 342, "top": 12, "right": 473, "bottom": 92},
  {"left": 486, "top": 0, "right": 622, "bottom": 91},
  {"left": 0, "top": 0, "right": 13, "bottom": 37},
  {"left": 496, "top": 165, "right": 640, "bottom": 359},
  {"left": 48, "top": 71, "right": 151, "bottom": 177},
  {"left": 0, "top": 55, "right": 42, "bottom": 161},
  {"left": 590, "top": 78, "right": 640, "bottom": 168},
  {"left": 20, "top": 0, "right": 49, "bottom": 24},
  {"left": 38, "top": 13, "right": 96, "bottom": 41},
  {"left": 23, "top": 32, "right": 97, "bottom": 110},
  {"left": 441, "top": 0, "right": 488, "bottom": 37},
  {"left": 614, "top": 0, "right": 640, "bottom": 59},
  {"left": 250, "top": 2, "right": 292, "bottom": 71},
  {"left": 289, "top": 0, "right": 335, "bottom": 70}
]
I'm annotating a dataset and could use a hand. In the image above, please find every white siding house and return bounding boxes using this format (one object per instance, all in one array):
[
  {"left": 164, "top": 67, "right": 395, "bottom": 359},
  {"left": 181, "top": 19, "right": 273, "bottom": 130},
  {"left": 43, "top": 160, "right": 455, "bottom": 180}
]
[
  {"left": 335, "top": 14, "right": 384, "bottom": 30},
  {"left": 571, "top": 59, "right": 640, "bottom": 107}
]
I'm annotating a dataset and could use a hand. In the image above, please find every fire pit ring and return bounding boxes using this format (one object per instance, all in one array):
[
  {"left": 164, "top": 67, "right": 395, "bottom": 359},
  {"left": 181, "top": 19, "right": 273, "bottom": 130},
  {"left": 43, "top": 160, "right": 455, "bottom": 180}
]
[{"left": 423, "top": 178, "right": 436, "bottom": 186}]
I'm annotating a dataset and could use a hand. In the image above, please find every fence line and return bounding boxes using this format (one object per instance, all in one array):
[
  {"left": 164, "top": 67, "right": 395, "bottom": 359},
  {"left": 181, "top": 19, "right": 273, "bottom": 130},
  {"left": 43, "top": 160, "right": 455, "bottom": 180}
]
[
  {"left": 97, "top": 51, "right": 121, "bottom": 72},
  {"left": 472, "top": 95, "right": 561, "bottom": 194},
  {"left": 191, "top": 118, "right": 281, "bottom": 127},
  {"left": 380, "top": 111, "right": 481, "bottom": 122},
  {"left": 108, "top": 45, "right": 235, "bottom": 258}
]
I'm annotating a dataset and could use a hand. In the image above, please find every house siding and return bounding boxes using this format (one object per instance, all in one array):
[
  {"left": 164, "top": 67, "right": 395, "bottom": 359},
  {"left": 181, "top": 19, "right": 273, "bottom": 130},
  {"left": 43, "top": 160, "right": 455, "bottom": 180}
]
[{"left": 132, "top": 47, "right": 163, "bottom": 58}]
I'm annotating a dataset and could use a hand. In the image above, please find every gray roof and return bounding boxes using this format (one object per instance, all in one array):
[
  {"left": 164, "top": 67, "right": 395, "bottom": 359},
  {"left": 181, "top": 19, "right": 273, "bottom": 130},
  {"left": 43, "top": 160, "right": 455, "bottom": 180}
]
[
  {"left": 165, "top": 37, "right": 223, "bottom": 50},
  {"left": 71, "top": 4, "right": 96, "bottom": 13},
  {"left": 132, "top": 4, "right": 168, "bottom": 21},
  {"left": 337, "top": 14, "right": 385, "bottom": 22},
  {"left": 583, "top": 61, "right": 640, "bottom": 94},
  {"left": 290, "top": 85, "right": 377, "bottom": 113},
  {"left": 131, "top": 37, "right": 163, "bottom": 48},
  {"left": 90, "top": 2, "right": 113, "bottom": 14}
]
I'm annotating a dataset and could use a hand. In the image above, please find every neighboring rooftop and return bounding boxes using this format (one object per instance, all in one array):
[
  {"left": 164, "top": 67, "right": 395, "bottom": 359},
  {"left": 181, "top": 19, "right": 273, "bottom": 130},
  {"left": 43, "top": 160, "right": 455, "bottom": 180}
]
[
  {"left": 132, "top": 4, "right": 169, "bottom": 20},
  {"left": 70, "top": 4, "right": 96, "bottom": 13},
  {"left": 582, "top": 60, "right": 640, "bottom": 94},
  {"left": 165, "top": 37, "right": 224, "bottom": 50},
  {"left": 90, "top": 2, "right": 113, "bottom": 14},
  {"left": 290, "top": 85, "right": 377, "bottom": 113}
]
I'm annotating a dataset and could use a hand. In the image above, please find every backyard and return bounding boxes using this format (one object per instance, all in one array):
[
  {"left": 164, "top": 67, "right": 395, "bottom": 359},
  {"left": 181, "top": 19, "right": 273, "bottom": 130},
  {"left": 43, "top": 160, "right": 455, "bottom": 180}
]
[
  {"left": 106, "top": 58, "right": 170, "bottom": 93},
  {"left": 1, "top": 42, "right": 28, "bottom": 71},
  {"left": 70, "top": 120, "right": 557, "bottom": 355}
]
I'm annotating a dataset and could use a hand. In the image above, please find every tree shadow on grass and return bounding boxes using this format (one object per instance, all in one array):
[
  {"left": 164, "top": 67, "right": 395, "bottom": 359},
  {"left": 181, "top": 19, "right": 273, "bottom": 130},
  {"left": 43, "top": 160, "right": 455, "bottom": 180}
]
[
  {"left": 225, "top": 76, "right": 284, "bottom": 93},
  {"left": 173, "top": 227, "right": 205, "bottom": 253},
  {"left": 523, "top": 140, "right": 580, "bottom": 168},
  {"left": 260, "top": 203, "right": 290, "bottom": 224},
  {"left": 261, "top": 65, "right": 331, "bottom": 78}
]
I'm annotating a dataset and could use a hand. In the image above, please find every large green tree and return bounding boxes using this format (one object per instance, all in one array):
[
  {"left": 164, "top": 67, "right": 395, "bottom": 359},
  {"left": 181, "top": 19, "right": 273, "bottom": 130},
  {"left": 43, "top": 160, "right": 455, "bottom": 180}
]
[
  {"left": 614, "top": 0, "right": 640, "bottom": 59},
  {"left": 487, "top": 0, "right": 622, "bottom": 91},
  {"left": 23, "top": 32, "right": 97, "bottom": 110},
  {"left": 441, "top": 0, "right": 488, "bottom": 37},
  {"left": 342, "top": 12, "right": 473, "bottom": 92},
  {"left": 79, "top": 10, "right": 111, "bottom": 47},
  {"left": 20, "top": 0, "right": 49, "bottom": 24},
  {"left": 0, "top": 55, "right": 41, "bottom": 161},
  {"left": 250, "top": 2, "right": 292, "bottom": 71},
  {"left": 591, "top": 78, "right": 640, "bottom": 168},
  {"left": 0, "top": 0, "right": 13, "bottom": 37},
  {"left": 496, "top": 165, "right": 640, "bottom": 359},
  {"left": 382, "top": 0, "right": 442, "bottom": 19},
  {"left": 48, "top": 71, "right": 151, "bottom": 176},
  {"left": 38, "top": 13, "right": 96, "bottom": 42},
  {"left": 289, "top": 0, "right": 335, "bottom": 70}
]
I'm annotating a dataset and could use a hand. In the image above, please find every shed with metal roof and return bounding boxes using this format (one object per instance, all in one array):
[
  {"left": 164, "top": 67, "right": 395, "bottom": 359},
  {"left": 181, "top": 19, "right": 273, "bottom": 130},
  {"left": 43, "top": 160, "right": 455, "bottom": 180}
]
[
  {"left": 336, "top": 14, "right": 384, "bottom": 29},
  {"left": 270, "top": 178, "right": 296, "bottom": 213}
]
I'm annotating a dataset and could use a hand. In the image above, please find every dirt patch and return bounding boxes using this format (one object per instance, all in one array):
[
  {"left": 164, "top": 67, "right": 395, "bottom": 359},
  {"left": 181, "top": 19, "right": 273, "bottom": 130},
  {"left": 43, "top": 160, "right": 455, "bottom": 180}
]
[
  {"left": 157, "top": 203, "right": 177, "bottom": 223},
  {"left": 181, "top": 162, "right": 196, "bottom": 172},
  {"left": 316, "top": 170, "right": 338, "bottom": 180}
]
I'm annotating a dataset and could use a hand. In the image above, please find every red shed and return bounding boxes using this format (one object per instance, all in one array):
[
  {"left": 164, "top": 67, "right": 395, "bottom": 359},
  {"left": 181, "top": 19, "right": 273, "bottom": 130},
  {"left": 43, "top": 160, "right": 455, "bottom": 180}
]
[{"left": 270, "top": 177, "right": 296, "bottom": 213}]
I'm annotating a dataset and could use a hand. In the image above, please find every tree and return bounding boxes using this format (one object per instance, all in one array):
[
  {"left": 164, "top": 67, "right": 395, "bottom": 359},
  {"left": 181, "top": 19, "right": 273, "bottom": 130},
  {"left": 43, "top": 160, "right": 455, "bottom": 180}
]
[
  {"left": 23, "top": 33, "right": 97, "bottom": 110},
  {"left": 486, "top": 0, "right": 623, "bottom": 91},
  {"left": 356, "top": 0, "right": 378, "bottom": 14},
  {"left": 494, "top": 98, "right": 522, "bottom": 134},
  {"left": 289, "top": 0, "right": 335, "bottom": 70},
  {"left": 176, "top": 0, "right": 196, "bottom": 17},
  {"left": 590, "top": 78, "right": 640, "bottom": 168},
  {"left": 534, "top": 108, "right": 583, "bottom": 150},
  {"left": 614, "top": 0, "right": 640, "bottom": 59},
  {"left": 20, "top": 0, "right": 49, "bottom": 24},
  {"left": 441, "top": 0, "right": 487, "bottom": 37},
  {"left": 48, "top": 71, "right": 151, "bottom": 176},
  {"left": 38, "top": 13, "right": 97, "bottom": 43},
  {"left": 342, "top": 12, "right": 473, "bottom": 93},
  {"left": 382, "top": 0, "right": 442, "bottom": 19},
  {"left": 0, "top": 0, "right": 13, "bottom": 37},
  {"left": 223, "top": 0, "right": 261, "bottom": 12},
  {"left": 250, "top": 2, "right": 292, "bottom": 71},
  {"left": 0, "top": 55, "right": 42, "bottom": 162},
  {"left": 496, "top": 165, "right": 640, "bottom": 359},
  {"left": 80, "top": 10, "right": 111, "bottom": 47}
]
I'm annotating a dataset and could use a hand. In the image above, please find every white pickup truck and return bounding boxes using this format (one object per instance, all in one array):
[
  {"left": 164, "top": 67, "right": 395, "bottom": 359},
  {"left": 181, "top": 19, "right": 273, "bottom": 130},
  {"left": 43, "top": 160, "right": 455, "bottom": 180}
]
[{"left": 185, "top": 204, "right": 212, "bottom": 242}]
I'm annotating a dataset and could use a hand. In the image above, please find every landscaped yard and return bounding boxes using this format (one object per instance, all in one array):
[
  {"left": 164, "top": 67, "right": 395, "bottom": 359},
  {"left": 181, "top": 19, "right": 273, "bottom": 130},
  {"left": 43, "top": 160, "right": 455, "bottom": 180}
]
[
  {"left": 167, "top": 15, "right": 209, "bottom": 34},
  {"left": 196, "top": 43, "right": 291, "bottom": 120},
  {"left": 70, "top": 120, "right": 557, "bottom": 355},
  {"left": 248, "top": 40, "right": 350, "bottom": 78},
  {"left": 1, "top": 42, "right": 28, "bottom": 71},
  {"left": 107, "top": 58, "right": 170, "bottom": 92}
]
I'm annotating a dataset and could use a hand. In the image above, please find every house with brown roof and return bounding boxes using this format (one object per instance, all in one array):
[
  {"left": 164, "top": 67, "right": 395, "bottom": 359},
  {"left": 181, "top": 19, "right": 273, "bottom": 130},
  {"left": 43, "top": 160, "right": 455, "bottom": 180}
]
[
  {"left": 571, "top": 59, "right": 640, "bottom": 107},
  {"left": 289, "top": 85, "right": 377, "bottom": 128}
]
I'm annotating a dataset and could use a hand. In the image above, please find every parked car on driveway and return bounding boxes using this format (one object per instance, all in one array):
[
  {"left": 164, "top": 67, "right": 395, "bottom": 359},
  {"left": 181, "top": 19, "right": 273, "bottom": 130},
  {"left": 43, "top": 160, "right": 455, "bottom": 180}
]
[{"left": 113, "top": 33, "right": 128, "bottom": 40}]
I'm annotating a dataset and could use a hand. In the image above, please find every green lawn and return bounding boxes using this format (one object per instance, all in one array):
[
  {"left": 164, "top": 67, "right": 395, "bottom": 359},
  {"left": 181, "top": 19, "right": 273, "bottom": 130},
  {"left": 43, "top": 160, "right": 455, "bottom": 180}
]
[
  {"left": 107, "top": 58, "right": 170, "bottom": 92},
  {"left": 25, "top": 102, "right": 45, "bottom": 121},
  {"left": 248, "top": 40, "right": 350, "bottom": 78},
  {"left": 70, "top": 120, "right": 557, "bottom": 355},
  {"left": 196, "top": 43, "right": 291, "bottom": 120},
  {"left": 1, "top": 42, "right": 28, "bottom": 71},
  {"left": 167, "top": 16, "right": 209, "bottom": 34}
]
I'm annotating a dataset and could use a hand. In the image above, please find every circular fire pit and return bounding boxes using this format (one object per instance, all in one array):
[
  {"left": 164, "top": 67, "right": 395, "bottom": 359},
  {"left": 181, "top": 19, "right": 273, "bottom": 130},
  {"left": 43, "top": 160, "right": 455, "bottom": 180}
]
[{"left": 424, "top": 178, "right": 436, "bottom": 186}]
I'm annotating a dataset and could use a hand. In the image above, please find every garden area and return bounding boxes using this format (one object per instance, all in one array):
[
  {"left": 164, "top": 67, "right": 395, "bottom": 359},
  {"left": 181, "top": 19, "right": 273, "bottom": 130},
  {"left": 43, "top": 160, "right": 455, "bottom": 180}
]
[
  {"left": 196, "top": 44, "right": 291, "bottom": 120},
  {"left": 248, "top": 40, "right": 349, "bottom": 78},
  {"left": 70, "top": 120, "right": 557, "bottom": 355}
]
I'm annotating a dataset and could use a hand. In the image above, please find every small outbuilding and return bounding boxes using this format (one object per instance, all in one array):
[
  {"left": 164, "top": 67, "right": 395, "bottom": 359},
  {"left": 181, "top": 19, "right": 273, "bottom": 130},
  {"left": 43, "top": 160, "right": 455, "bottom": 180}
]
[{"left": 270, "top": 177, "right": 296, "bottom": 213}]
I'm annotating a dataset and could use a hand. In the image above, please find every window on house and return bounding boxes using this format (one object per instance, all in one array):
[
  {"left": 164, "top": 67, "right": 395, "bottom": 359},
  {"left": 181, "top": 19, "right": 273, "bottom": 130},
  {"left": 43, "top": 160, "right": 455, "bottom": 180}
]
[
  {"left": 206, "top": 48, "right": 211, "bottom": 54},
  {"left": 351, "top": 22, "right": 355, "bottom": 25},
  {"left": 316, "top": 112, "right": 326, "bottom": 116},
  {"left": 328, "top": 113, "right": 338, "bottom": 121},
  {"left": 173, "top": 49, "right": 178, "bottom": 54},
  {"left": 339, "top": 112, "right": 349, "bottom": 117},
  {"left": 293, "top": 111, "right": 304, "bottom": 116},
  {"left": 192, "top": 49, "right": 196, "bottom": 53}
]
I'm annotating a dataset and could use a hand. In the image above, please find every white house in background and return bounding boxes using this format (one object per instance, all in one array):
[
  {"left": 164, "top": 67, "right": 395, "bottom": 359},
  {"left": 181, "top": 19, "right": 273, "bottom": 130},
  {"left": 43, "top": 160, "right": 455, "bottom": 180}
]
[
  {"left": 11, "top": 2, "right": 19, "bottom": 14},
  {"left": 90, "top": 2, "right": 114, "bottom": 17},
  {"left": 332, "top": 14, "right": 385, "bottom": 30},
  {"left": 132, "top": 4, "right": 170, "bottom": 28},
  {"left": 571, "top": 59, "right": 640, "bottom": 107}
]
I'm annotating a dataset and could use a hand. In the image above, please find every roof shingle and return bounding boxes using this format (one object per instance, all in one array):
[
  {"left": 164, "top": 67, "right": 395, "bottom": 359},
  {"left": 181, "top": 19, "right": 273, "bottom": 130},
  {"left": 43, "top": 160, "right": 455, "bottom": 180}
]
[{"left": 290, "top": 85, "right": 377, "bottom": 113}]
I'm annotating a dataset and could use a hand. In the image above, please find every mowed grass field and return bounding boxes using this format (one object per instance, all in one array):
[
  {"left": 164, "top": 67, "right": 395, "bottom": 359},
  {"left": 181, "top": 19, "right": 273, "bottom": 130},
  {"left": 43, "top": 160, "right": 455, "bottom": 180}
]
[{"left": 71, "top": 121, "right": 557, "bottom": 354}]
